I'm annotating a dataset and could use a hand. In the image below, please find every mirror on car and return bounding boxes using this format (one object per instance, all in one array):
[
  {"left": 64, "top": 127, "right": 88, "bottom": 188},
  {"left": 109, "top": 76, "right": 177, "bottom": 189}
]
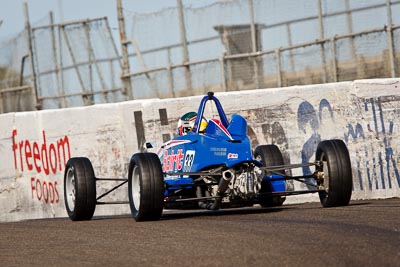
[{"left": 145, "top": 141, "right": 156, "bottom": 149}]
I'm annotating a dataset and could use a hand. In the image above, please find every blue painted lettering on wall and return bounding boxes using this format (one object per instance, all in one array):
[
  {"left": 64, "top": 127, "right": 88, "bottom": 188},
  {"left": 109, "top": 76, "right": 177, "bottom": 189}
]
[
  {"left": 297, "top": 100, "right": 332, "bottom": 188},
  {"left": 344, "top": 123, "right": 366, "bottom": 190},
  {"left": 298, "top": 96, "right": 399, "bottom": 191},
  {"left": 344, "top": 97, "right": 399, "bottom": 190}
]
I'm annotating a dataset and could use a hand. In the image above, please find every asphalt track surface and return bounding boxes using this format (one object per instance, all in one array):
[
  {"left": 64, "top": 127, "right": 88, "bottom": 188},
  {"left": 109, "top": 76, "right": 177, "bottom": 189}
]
[{"left": 1, "top": 198, "right": 399, "bottom": 267}]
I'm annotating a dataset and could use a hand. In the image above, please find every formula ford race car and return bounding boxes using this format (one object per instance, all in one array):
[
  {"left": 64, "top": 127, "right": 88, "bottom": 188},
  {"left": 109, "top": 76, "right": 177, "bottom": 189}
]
[{"left": 64, "top": 92, "right": 353, "bottom": 221}]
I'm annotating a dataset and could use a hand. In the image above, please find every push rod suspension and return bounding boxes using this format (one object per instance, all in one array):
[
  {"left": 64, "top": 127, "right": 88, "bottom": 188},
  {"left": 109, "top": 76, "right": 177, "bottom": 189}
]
[{"left": 96, "top": 179, "right": 128, "bottom": 201}]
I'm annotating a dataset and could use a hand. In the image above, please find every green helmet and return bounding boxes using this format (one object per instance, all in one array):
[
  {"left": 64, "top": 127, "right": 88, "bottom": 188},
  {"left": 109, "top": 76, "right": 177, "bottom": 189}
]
[{"left": 177, "top": 112, "right": 207, "bottom": 135}]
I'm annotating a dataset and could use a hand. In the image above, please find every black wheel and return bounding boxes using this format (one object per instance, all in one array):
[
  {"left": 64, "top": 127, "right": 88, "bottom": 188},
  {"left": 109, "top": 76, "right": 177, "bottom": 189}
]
[
  {"left": 316, "top": 139, "right": 352, "bottom": 207},
  {"left": 64, "top": 157, "right": 96, "bottom": 221},
  {"left": 128, "top": 153, "right": 164, "bottom": 221},
  {"left": 254, "top": 145, "right": 286, "bottom": 207}
]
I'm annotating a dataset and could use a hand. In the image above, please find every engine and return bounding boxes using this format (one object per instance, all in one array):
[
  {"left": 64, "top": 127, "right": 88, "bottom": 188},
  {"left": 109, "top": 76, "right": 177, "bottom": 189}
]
[
  {"left": 228, "top": 164, "right": 263, "bottom": 199},
  {"left": 196, "top": 163, "right": 265, "bottom": 209},
  {"left": 203, "top": 164, "right": 264, "bottom": 201}
]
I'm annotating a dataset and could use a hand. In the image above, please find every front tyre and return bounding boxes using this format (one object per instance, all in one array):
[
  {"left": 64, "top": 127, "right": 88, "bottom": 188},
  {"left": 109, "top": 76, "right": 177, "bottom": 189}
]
[
  {"left": 254, "top": 145, "right": 286, "bottom": 207},
  {"left": 128, "top": 153, "right": 164, "bottom": 221},
  {"left": 316, "top": 139, "right": 352, "bottom": 207},
  {"left": 64, "top": 157, "right": 96, "bottom": 221}
]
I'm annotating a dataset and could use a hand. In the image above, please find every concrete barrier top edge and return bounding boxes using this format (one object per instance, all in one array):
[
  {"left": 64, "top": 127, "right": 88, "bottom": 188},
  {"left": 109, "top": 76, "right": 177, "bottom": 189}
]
[{"left": 3, "top": 79, "right": 399, "bottom": 119}]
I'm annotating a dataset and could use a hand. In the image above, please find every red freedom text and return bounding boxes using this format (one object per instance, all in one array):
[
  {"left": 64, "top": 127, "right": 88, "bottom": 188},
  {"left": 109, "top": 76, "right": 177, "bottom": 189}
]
[
  {"left": 12, "top": 129, "right": 71, "bottom": 204},
  {"left": 12, "top": 129, "right": 70, "bottom": 175}
]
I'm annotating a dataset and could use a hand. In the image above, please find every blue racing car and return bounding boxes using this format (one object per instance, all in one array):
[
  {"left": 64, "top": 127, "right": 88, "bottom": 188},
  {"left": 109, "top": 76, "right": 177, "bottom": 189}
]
[{"left": 64, "top": 92, "right": 353, "bottom": 221}]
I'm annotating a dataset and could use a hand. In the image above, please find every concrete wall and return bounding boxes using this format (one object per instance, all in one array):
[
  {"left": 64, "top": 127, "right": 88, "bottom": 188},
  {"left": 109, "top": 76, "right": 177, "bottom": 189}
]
[{"left": 1, "top": 78, "right": 399, "bottom": 222}]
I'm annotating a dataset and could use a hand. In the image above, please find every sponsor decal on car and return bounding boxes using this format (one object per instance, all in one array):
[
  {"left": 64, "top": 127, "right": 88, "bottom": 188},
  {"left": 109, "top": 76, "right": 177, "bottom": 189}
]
[
  {"left": 163, "top": 149, "right": 184, "bottom": 172},
  {"left": 163, "top": 140, "right": 191, "bottom": 150},
  {"left": 210, "top": 147, "right": 227, "bottom": 156},
  {"left": 227, "top": 153, "right": 239, "bottom": 159},
  {"left": 157, "top": 140, "right": 191, "bottom": 158},
  {"left": 183, "top": 150, "right": 195, "bottom": 172}
]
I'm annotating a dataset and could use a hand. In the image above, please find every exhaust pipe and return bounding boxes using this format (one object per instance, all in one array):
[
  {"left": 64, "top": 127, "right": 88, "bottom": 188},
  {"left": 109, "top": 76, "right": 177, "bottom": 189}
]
[
  {"left": 207, "top": 170, "right": 235, "bottom": 210},
  {"left": 218, "top": 170, "right": 234, "bottom": 194}
]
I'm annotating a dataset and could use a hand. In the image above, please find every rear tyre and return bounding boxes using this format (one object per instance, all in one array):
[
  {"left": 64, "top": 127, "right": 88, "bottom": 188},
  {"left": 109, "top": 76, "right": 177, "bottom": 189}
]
[
  {"left": 128, "top": 153, "right": 164, "bottom": 221},
  {"left": 316, "top": 139, "right": 352, "bottom": 207},
  {"left": 64, "top": 157, "right": 96, "bottom": 221},
  {"left": 254, "top": 145, "right": 286, "bottom": 207}
]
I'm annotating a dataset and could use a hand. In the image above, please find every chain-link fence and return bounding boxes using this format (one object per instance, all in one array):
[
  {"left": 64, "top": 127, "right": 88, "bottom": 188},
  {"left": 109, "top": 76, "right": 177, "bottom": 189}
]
[
  {"left": 0, "top": 0, "right": 399, "bottom": 113},
  {"left": 0, "top": 30, "right": 34, "bottom": 113},
  {"left": 120, "top": 0, "right": 400, "bottom": 98},
  {"left": 31, "top": 16, "right": 122, "bottom": 109},
  {"left": 0, "top": 12, "right": 50, "bottom": 112},
  {"left": 0, "top": 8, "right": 122, "bottom": 113}
]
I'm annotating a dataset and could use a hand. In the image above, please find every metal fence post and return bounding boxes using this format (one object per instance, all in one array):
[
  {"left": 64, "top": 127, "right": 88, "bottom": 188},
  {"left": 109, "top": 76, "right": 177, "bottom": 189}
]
[
  {"left": 286, "top": 24, "right": 295, "bottom": 72},
  {"left": 330, "top": 37, "right": 338, "bottom": 82},
  {"left": 117, "top": 0, "right": 133, "bottom": 100},
  {"left": 167, "top": 48, "right": 175, "bottom": 98},
  {"left": 83, "top": 20, "right": 94, "bottom": 104},
  {"left": 318, "top": 0, "right": 328, "bottom": 83},
  {"left": 248, "top": 0, "right": 261, "bottom": 89},
  {"left": 386, "top": 0, "right": 396, "bottom": 77},
  {"left": 31, "top": 28, "right": 43, "bottom": 106},
  {"left": 58, "top": 24, "right": 67, "bottom": 107},
  {"left": 23, "top": 2, "right": 40, "bottom": 110},
  {"left": 220, "top": 57, "right": 227, "bottom": 91},
  {"left": 317, "top": 0, "right": 324, "bottom": 43},
  {"left": 177, "top": 0, "right": 192, "bottom": 95},
  {"left": 275, "top": 48, "right": 282, "bottom": 87},
  {"left": 345, "top": 0, "right": 356, "bottom": 60},
  {"left": 49, "top": 12, "right": 63, "bottom": 108}
]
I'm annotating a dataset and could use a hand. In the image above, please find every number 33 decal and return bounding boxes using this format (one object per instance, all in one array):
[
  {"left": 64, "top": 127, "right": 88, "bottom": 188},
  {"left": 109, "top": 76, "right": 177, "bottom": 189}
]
[{"left": 184, "top": 150, "right": 195, "bottom": 172}]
